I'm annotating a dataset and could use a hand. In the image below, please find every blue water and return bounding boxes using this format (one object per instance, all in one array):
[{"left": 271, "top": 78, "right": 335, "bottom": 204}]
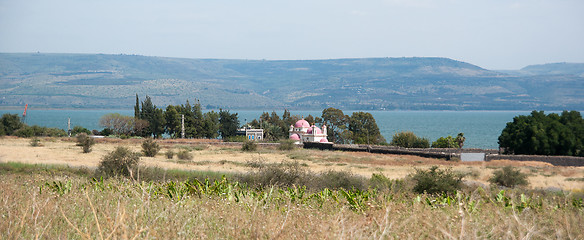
[{"left": 1, "top": 109, "right": 534, "bottom": 149}]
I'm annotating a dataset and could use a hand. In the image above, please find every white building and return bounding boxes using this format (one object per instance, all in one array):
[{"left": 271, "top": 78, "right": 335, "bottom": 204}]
[
  {"left": 236, "top": 128, "right": 264, "bottom": 141},
  {"left": 289, "top": 119, "right": 328, "bottom": 143}
]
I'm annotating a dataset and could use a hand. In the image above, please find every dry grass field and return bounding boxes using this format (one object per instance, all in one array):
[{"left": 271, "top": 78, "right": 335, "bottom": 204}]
[
  {"left": 1, "top": 137, "right": 582, "bottom": 190},
  {"left": 1, "top": 136, "right": 583, "bottom": 239}
]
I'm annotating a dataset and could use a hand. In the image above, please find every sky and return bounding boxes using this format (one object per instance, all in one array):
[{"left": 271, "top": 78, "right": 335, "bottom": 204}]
[{"left": 0, "top": 0, "right": 583, "bottom": 70}]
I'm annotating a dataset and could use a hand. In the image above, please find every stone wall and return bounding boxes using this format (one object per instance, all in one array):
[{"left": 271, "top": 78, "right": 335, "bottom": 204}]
[{"left": 303, "top": 142, "right": 584, "bottom": 166}]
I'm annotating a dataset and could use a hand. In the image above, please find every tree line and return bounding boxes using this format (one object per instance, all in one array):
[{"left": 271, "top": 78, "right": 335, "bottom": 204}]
[
  {"left": 498, "top": 110, "right": 584, "bottom": 157},
  {"left": 100, "top": 95, "right": 240, "bottom": 139},
  {"left": 102, "top": 97, "right": 386, "bottom": 144},
  {"left": 245, "top": 107, "right": 386, "bottom": 145}
]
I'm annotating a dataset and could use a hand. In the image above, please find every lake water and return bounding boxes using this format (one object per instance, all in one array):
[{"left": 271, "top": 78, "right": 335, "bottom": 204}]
[{"left": 1, "top": 109, "right": 535, "bottom": 149}]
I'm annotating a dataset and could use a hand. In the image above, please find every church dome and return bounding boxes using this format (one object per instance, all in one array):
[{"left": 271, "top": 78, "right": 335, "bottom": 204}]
[
  {"left": 307, "top": 125, "right": 322, "bottom": 134},
  {"left": 294, "top": 119, "right": 310, "bottom": 128},
  {"left": 290, "top": 133, "right": 301, "bottom": 140}
]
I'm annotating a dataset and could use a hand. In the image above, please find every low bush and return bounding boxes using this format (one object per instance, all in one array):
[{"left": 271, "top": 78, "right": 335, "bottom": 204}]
[
  {"left": 239, "top": 161, "right": 308, "bottom": 188},
  {"left": 242, "top": 140, "right": 257, "bottom": 152},
  {"left": 369, "top": 173, "right": 405, "bottom": 192},
  {"left": 432, "top": 133, "right": 465, "bottom": 148},
  {"left": 311, "top": 170, "right": 366, "bottom": 190},
  {"left": 75, "top": 133, "right": 95, "bottom": 153},
  {"left": 165, "top": 150, "right": 175, "bottom": 159},
  {"left": 410, "top": 166, "right": 463, "bottom": 194},
  {"left": 278, "top": 139, "right": 297, "bottom": 151},
  {"left": 141, "top": 138, "right": 160, "bottom": 157},
  {"left": 29, "top": 138, "right": 42, "bottom": 147},
  {"left": 13, "top": 125, "right": 67, "bottom": 138},
  {"left": 96, "top": 146, "right": 140, "bottom": 179},
  {"left": 0, "top": 113, "right": 23, "bottom": 136},
  {"left": 99, "top": 128, "right": 114, "bottom": 136},
  {"left": 177, "top": 149, "right": 193, "bottom": 160},
  {"left": 71, "top": 126, "right": 91, "bottom": 136},
  {"left": 390, "top": 131, "right": 430, "bottom": 148},
  {"left": 489, "top": 166, "right": 529, "bottom": 188},
  {"left": 432, "top": 136, "right": 458, "bottom": 148}
]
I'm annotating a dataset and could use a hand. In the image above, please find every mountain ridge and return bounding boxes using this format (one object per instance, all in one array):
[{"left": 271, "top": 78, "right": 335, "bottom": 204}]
[{"left": 1, "top": 53, "right": 582, "bottom": 110}]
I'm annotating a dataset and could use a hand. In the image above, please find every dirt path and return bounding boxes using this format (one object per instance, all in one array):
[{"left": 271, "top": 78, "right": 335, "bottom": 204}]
[{"left": 1, "top": 137, "right": 582, "bottom": 190}]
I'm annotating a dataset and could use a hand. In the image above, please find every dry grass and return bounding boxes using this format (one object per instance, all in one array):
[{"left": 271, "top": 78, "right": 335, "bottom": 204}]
[
  {"left": 1, "top": 137, "right": 583, "bottom": 191},
  {"left": 1, "top": 171, "right": 583, "bottom": 239}
]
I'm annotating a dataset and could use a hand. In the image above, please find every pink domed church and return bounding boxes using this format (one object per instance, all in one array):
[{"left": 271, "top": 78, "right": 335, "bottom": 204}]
[{"left": 289, "top": 119, "right": 329, "bottom": 143}]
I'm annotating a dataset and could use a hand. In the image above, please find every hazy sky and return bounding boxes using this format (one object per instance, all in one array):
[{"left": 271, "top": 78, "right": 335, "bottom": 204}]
[{"left": 1, "top": 0, "right": 583, "bottom": 69}]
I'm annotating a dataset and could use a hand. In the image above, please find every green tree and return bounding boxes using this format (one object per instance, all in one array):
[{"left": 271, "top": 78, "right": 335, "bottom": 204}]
[
  {"left": 219, "top": 109, "right": 240, "bottom": 140},
  {"left": 71, "top": 126, "right": 91, "bottom": 136},
  {"left": 305, "top": 114, "right": 315, "bottom": 126},
  {"left": 151, "top": 108, "right": 166, "bottom": 138},
  {"left": 260, "top": 122, "right": 282, "bottom": 141},
  {"left": 139, "top": 96, "right": 165, "bottom": 138},
  {"left": 202, "top": 111, "right": 220, "bottom": 139},
  {"left": 431, "top": 133, "right": 464, "bottom": 148},
  {"left": 1, "top": 114, "right": 23, "bottom": 136},
  {"left": 348, "top": 112, "right": 385, "bottom": 145},
  {"left": 192, "top": 99, "right": 205, "bottom": 138},
  {"left": 134, "top": 94, "right": 140, "bottom": 119},
  {"left": 164, "top": 105, "right": 181, "bottom": 138},
  {"left": 321, "top": 107, "right": 350, "bottom": 144},
  {"left": 390, "top": 131, "right": 430, "bottom": 148},
  {"left": 498, "top": 111, "right": 583, "bottom": 156},
  {"left": 99, "top": 113, "right": 138, "bottom": 136}
]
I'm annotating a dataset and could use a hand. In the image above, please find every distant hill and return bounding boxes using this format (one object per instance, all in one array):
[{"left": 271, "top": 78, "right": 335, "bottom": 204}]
[
  {"left": 1, "top": 53, "right": 583, "bottom": 110},
  {"left": 520, "top": 63, "right": 584, "bottom": 77}
]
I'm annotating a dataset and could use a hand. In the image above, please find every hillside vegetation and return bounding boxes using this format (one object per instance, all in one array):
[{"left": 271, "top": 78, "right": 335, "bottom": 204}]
[{"left": 1, "top": 53, "right": 583, "bottom": 110}]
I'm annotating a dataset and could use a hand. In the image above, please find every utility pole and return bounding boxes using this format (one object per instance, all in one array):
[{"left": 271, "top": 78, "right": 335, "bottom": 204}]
[
  {"left": 67, "top": 117, "right": 71, "bottom": 137},
  {"left": 181, "top": 114, "right": 185, "bottom": 139}
]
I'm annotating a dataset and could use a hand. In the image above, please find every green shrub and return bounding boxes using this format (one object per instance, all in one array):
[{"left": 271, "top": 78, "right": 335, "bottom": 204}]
[
  {"left": 410, "top": 166, "right": 463, "bottom": 194},
  {"left": 141, "top": 138, "right": 160, "bottom": 157},
  {"left": 240, "top": 161, "right": 307, "bottom": 188},
  {"left": 278, "top": 139, "right": 296, "bottom": 151},
  {"left": 96, "top": 147, "right": 140, "bottom": 178},
  {"left": 13, "top": 125, "right": 67, "bottom": 138},
  {"left": 312, "top": 170, "right": 366, "bottom": 190},
  {"left": 30, "top": 138, "right": 42, "bottom": 147},
  {"left": 100, "top": 128, "right": 114, "bottom": 136},
  {"left": 72, "top": 126, "right": 91, "bottom": 136},
  {"left": 369, "top": 173, "right": 406, "bottom": 192},
  {"left": 0, "top": 114, "right": 23, "bottom": 136},
  {"left": 432, "top": 133, "right": 465, "bottom": 148},
  {"left": 177, "top": 149, "right": 193, "bottom": 160},
  {"left": 242, "top": 140, "right": 257, "bottom": 152},
  {"left": 390, "top": 131, "right": 430, "bottom": 148},
  {"left": 13, "top": 126, "right": 33, "bottom": 138},
  {"left": 432, "top": 136, "right": 458, "bottom": 148},
  {"left": 488, "top": 166, "right": 529, "bottom": 188},
  {"left": 165, "top": 150, "right": 175, "bottom": 159},
  {"left": 75, "top": 133, "right": 95, "bottom": 153}
]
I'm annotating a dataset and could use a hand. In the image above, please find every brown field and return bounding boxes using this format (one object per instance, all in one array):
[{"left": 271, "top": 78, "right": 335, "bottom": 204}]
[
  {"left": 1, "top": 136, "right": 583, "bottom": 190},
  {"left": 2, "top": 136, "right": 584, "bottom": 239}
]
